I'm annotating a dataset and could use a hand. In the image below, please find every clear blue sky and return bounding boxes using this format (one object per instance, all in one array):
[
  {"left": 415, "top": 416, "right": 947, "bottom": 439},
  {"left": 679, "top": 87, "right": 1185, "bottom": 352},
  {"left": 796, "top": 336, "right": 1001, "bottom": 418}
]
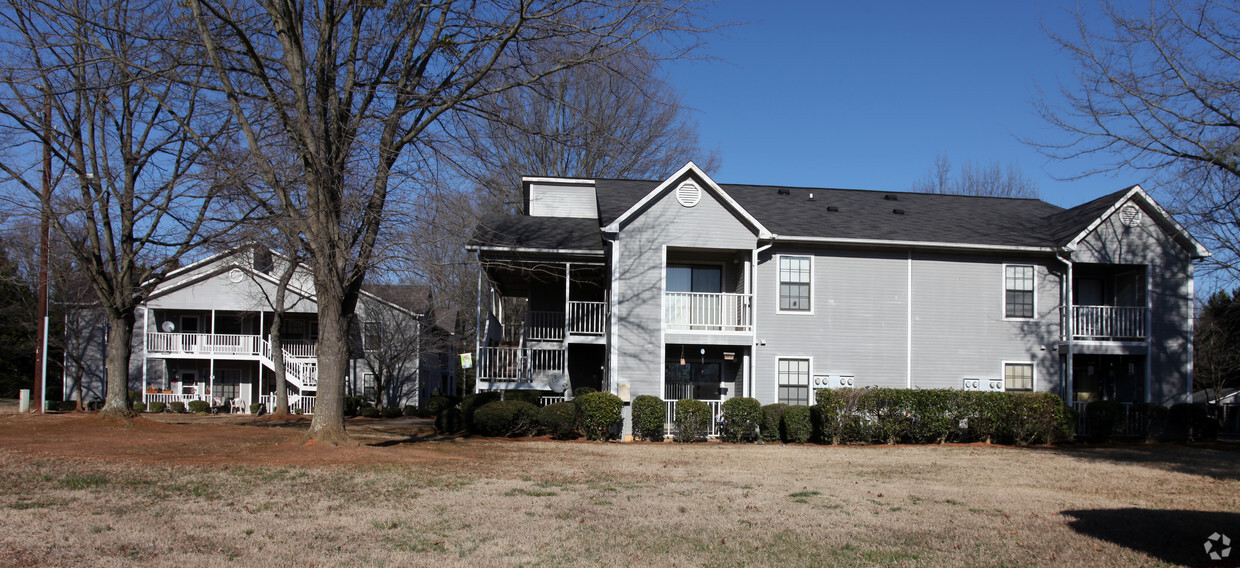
[{"left": 665, "top": 0, "right": 1138, "bottom": 208}]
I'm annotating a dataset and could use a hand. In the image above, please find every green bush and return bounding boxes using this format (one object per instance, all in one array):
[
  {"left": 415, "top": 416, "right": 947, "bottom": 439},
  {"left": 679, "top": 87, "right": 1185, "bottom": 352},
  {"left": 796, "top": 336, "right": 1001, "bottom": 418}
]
[
  {"left": 55, "top": 400, "right": 76, "bottom": 412},
  {"left": 403, "top": 405, "right": 418, "bottom": 417},
  {"left": 472, "top": 401, "right": 539, "bottom": 437},
  {"left": 674, "top": 399, "right": 712, "bottom": 443},
  {"left": 187, "top": 400, "right": 210, "bottom": 414},
  {"left": 572, "top": 386, "right": 597, "bottom": 397},
  {"left": 294, "top": 407, "right": 304, "bottom": 416},
  {"left": 344, "top": 395, "right": 370, "bottom": 417},
  {"left": 380, "top": 407, "right": 402, "bottom": 419},
  {"left": 1132, "top": 402, "right": 1169, "bottom": 440},
  {"left": 1083, "top": 401, "right": 1125, "bottom": 442},
  {"left": 536, "top": 402, "right": 579, "bottom": 439},
  {"left": 814, "top": 388, "right": 869, "bottom": 444},
  {"left": 760, "top": 403, "right": 788, "bottom": 442},
  {"left": 359, "top": 407, "right": 381, "bottom": 418},
  {"left": 249, "top": 403, "right": 262, "bottom": 415},
  {"left": 500, "top": 390, "right": 548, "bottom": 406},
  {"left": 576, "top": 391, "right": 623, "bottom": 441},
  {"left": 631, "top": 395, "right": 666, "bottom": 442},
  {"left": 720, "top": 397, "right": 761, "bottom": 443},
  {"left": 435, "top": 407, "right": 463, "bottom": 433},
  {"left": 461, "top": 392, "right": 502, "bottom": 432},
  {"left": 780, "top": 405, "right": 813, "bottom": 443},
  {"left": 1168, "top": 403, "right": 1218, "bottom": 442},
  {"left": 132, "top": 402, "right": 146, "bottom": 413},
  {"left": 1009, "top": 393, "right": 1073, "bottom": 445},
  {"left": 170, "top": 401, "right": 186, "bottom": 414},
  {"left": 148, "top": 401, "right": 166, "bottom": 413},
  {"left": 424, "top": 396, "right": 452, "bottom": 416}
]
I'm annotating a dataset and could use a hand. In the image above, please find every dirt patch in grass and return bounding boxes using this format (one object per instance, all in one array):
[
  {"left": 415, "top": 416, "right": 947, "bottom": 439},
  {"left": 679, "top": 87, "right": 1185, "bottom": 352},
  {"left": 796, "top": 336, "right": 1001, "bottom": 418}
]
[{"left": 0, "top": 413, "right": 1237, "bottom": 567}]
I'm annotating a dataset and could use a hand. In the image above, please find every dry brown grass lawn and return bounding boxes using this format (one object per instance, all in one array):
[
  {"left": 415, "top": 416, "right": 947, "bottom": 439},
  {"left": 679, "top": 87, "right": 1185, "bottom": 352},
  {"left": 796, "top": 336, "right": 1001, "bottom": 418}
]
[{"left": 0, "top": 411, "right": 1237, "bottom": 567}]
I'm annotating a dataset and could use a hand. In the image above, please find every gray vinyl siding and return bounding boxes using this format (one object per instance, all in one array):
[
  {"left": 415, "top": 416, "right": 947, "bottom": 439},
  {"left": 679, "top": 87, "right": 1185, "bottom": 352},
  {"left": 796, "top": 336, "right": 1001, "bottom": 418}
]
[
  {"left": 1072, "top": 200, "right": 1195, "bottom": 404},
  {"left": 528, "top": 182, "right": 599, "bottom": 219},
  {"left": 908, "top": 254, "right": 1060, "bottom": 392},
  {"left": 148, "top": 269, "right": 317, "bottom": 313},
  {"left": 611, "top": 177, "right": 757, "bottom": 400},
  {"left": 751, "top": 248, "right": 1064, "bottom": 405},
  {"left": 753, "top": 248, "right": 910, "bottom": 403}
]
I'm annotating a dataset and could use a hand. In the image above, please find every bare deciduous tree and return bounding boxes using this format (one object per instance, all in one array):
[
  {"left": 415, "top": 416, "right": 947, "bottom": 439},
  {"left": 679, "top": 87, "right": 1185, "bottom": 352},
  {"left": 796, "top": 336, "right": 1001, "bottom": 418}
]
[
  {"left": 187, "top": 0, "right": 709, "bottom": 444},
  {"left": 445, "top": 52, "right": 721, "bottom": 212},
  {"left": 910, "top": 154, "right": 1039, "bottom": 198},
  {"left": 0, "top": 1, "right": 241, "bottom": 418},
  {"left": 354, "top": 296, "right": 422, "bottom": 411},
  {"left": 1034, "top": 0, "right": 1240, "bottom": 284}
]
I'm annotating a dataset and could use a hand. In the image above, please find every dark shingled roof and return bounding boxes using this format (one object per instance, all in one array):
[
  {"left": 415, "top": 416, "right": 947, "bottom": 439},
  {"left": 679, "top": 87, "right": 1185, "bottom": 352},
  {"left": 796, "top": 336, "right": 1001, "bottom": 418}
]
[
  {"left": 473, "top": 177, "right": 1143, "bottom": 252},
  {"left": 1043, "top": 186, "right": 1135, "bottom": 245},
  {"left": 471, "top": 214, "right": 603, "bottom": 251}
]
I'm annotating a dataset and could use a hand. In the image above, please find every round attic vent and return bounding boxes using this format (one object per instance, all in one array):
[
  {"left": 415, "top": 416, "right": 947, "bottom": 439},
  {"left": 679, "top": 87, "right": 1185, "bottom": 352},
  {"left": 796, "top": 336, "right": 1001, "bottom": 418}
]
[
  {"left": 676, "top": 182, "right": 701, "bottom": 208},
  {"left": 228, "top": 268, "right": 244, "bottom": 283},
  {"left": 1119, "top": 204, "right": 1142, "bottom": 227}
]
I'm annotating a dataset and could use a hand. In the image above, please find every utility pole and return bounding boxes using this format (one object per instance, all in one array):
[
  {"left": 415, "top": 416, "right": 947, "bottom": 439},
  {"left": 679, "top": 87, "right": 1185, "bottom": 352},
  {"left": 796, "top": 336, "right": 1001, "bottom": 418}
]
[{"left": 33, "top": 96, "right": 51, "bottom": 414}]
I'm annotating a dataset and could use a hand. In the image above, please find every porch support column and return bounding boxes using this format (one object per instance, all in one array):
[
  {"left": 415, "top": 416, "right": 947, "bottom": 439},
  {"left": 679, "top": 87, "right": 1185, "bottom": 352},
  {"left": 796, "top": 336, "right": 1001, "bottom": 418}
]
[
  {"left": 141, "top": 305, "right": 149, "bottom": 402},
  {"left": 209, "top": 358, "right": 214, "bottom": 403},
  {"left": 475, "top": 260, "right": 484, "bottom": 395},
  {"left": 564, "top": 263, "right": 571, "bottom": 381},
  {"left": 742, "top": 352, "right": 750, "bottom": 398}
]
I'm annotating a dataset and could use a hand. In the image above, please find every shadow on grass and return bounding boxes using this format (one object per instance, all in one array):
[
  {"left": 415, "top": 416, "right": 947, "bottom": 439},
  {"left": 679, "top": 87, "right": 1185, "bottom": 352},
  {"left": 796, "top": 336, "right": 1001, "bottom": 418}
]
[
  {"left": 1062, "top": 508, "right": 1240, "bottom": 567},
  {"left": 367, "top": 432, "right": 466, "bottom": 446},
  {"left": 1044, "top": 443, "right": 1240, "bottom": 481}
]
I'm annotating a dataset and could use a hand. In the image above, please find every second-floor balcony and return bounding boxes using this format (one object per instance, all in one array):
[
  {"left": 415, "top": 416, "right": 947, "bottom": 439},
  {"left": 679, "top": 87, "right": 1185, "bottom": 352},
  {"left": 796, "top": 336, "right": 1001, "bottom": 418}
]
[
  {"left": 146, "top": 332, "right": 318, "bottom": 359},
  {"left": 664, "top": 292, "right": 753, "bottom": 333},
  {"left": 523, "top": 301, "right": 609, "bottom": 341},
  {"left": 1062, "top": 305, "right": 1147, "bottom": 341}
]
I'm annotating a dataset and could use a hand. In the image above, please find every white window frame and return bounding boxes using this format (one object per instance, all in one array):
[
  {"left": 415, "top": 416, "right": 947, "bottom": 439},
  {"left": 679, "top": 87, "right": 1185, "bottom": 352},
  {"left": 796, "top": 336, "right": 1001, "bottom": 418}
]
[
  {"left": 775, "top": 254, "right": 814, "bottom": 315},
  {"left": 363, "top": 372, "right": 377, "bottom": 401},
  {"left": 1002, "top": 361, "right": 1035, "bottom": 392},
  {"left": 362, "top": 321, "right": 379, "bottom": 351},
  {"left": 1002, "top": 264, "right": 1036, "bottom": 320},
  {"left": 776, "top": 356, "right": 813, "bottom": 405}
]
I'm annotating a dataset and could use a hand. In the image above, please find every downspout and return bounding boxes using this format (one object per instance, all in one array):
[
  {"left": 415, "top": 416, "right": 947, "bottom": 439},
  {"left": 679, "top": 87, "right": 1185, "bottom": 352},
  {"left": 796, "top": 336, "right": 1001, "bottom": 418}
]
[
  {"left": 602, "top": 231, "right": 618, "bottom": 395},
  {"left": 752, "top": 239, "right": 775, "bottom": 401},
  {"left": 1055, "top": 248, "right": 1075, "bottom": 405}
]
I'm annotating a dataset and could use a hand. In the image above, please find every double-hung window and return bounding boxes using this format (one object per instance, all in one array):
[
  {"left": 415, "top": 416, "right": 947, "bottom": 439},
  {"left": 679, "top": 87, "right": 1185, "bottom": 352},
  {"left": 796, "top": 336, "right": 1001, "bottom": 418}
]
[
  {"left": 1004, "top": 363, "right": 1033, "bottom": 391},
  {"left": 1004, "top": 265, "right": 1034, "bottom": 318},
  {"left": 777, "top": 358, "right": 810, "bottom": 405},
  {"left": 778, "top": 256, "right": 812, "bottom": 312}
]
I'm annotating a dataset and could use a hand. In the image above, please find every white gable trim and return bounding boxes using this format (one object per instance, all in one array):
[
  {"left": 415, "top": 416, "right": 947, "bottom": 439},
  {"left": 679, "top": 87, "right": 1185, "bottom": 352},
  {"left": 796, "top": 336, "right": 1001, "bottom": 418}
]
[
  {"left": 601, "top": 162, "right": 772, "bottom": 239},
  {"left": 1065, "top": 185, "right": 1210, "bottom": 259}
]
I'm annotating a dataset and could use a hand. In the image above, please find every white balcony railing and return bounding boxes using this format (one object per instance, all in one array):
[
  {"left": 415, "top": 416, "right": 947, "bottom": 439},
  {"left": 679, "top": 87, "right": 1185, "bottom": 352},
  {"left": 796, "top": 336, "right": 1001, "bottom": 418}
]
[
  {"left": 147, "top": 333, "right": 260, "bottom": 356},
  {"left": 568, "top": 301, "right": 607, "bottom": 335},
  {"left": 1062, "top": 306, "right": 1147, "bottom": 340},
  {"left": 663, "top": 399, "right": 724, "bottom": 438},
  {"left": 477, "top": 346, "right": 565, "bottom": 382},
  {"left": 664, "top": 292, "right": 752, "bottom": 332},
  {"left": 527, "top": 311, "right": 565, "bottom": 341}
]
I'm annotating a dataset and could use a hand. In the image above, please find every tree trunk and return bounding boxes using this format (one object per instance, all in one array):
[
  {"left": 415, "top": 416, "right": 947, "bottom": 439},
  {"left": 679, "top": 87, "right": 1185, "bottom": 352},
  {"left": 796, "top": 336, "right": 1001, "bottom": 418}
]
[
  {"left": 305, "top": 289, "right": 350, "bottom": 444},
  {"left": 269, "top": 313, "right": 290, "bottom": 417},
  {"left": 99, "top": 310, "right": 135, "bottom": 418}
]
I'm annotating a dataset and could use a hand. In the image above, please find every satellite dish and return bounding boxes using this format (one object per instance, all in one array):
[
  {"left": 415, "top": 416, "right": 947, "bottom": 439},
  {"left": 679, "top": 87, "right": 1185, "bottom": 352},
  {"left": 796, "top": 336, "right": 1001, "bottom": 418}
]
[
  {"left": 546, "top": 373, "right": 567, "bottom": 394},
  {"left": 161, "top": 321, "right": 176, "bottom": 333}
]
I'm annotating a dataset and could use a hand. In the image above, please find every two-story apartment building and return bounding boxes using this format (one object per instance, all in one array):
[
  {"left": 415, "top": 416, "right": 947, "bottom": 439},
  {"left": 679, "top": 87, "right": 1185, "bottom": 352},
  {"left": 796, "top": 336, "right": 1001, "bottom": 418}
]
[
  {"left": 66, "top": 246, "right": 456, "bottom": 412},
  {"left": 467, "top": 162, "right": 1207, "bottom": 434}
]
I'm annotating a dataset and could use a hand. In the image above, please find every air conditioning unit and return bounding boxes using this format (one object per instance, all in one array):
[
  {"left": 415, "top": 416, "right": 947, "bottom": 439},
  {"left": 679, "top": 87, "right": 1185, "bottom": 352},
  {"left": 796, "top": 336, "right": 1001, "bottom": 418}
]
[
  {"left": 814, "top": 375, "right": 855, "bottom": 389},
  {"left": 962, "top": 378, "right": 1004, "bottom": 392}
]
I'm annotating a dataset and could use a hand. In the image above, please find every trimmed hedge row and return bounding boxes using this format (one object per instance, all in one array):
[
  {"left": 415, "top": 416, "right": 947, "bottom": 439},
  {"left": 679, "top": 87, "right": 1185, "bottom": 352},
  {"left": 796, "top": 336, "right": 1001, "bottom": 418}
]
[
  {"left": 807, "top": 388, "right": 1073, "bottom": 446},
  {"left": 431, "top": 392, "right": 623, "bottom": 440}
]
